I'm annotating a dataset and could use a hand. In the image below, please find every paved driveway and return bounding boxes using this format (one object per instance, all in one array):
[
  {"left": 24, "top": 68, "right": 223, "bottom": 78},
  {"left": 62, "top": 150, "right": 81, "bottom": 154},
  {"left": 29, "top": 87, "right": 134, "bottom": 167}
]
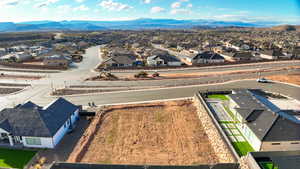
[{"left": 37, "top": 118, "right": 90, "bottom": 166}]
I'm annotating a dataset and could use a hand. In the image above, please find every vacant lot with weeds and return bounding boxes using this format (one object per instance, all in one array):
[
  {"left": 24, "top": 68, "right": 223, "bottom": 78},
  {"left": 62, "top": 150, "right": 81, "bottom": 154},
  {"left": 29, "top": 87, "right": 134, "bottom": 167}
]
[{"left": 69, "top": 100, "right": 218, "bottom": 165}]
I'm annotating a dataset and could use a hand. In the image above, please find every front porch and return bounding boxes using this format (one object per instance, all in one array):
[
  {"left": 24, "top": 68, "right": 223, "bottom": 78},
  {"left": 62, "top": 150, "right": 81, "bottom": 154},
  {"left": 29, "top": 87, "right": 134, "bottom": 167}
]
[{"left": 0, "top": 133, "right": 23, "bottom": 147}]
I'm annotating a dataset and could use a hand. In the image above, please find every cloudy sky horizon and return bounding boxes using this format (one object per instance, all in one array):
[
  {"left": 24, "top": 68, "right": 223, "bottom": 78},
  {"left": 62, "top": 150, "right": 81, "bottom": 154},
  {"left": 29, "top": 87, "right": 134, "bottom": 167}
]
[{"left": 0, "top": 0, "right": 299, "bottom": 24}]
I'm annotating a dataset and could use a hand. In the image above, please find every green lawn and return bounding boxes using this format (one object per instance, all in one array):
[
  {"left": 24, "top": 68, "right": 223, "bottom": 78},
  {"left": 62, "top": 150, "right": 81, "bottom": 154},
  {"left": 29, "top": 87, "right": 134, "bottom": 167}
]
[
  {"left": 260, "top": 162, "right": 279, "bottom": 169},
  {"left": 232, "top": 141, "right": 254, "bottom": 156},
  {"left": 207, "top": 94, "right": 229, "bottom": 100},
  {"left": 219, "top": 121, "right": 234, "bottom": 124},
  {"left": 0, "top": 148, "right": 36, "bottom": 169}
]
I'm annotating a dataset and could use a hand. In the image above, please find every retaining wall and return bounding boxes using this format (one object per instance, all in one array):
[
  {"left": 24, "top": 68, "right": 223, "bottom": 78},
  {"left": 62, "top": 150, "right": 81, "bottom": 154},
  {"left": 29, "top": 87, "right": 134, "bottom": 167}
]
[{"left": 193, "top": 93, "right": 238, "bottom": 163}]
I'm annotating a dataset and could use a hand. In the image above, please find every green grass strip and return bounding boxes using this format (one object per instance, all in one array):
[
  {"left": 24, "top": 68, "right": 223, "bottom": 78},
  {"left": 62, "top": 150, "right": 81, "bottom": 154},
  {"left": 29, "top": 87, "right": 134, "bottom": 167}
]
[{"left": 0, "top": 148, "right": 36, "bottom": 169}]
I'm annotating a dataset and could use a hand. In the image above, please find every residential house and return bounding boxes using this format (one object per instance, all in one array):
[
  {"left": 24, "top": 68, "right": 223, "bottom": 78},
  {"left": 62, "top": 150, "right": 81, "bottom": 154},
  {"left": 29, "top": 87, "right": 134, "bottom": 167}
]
[
  {"left": 0, "top": 98, "right": 80, "bottom": 148},
  {"left": 227, "top": 89, "right": 300, "bottom": 151},
  {"left": 147, "top": 54, "right": 182, "bottom": 66},
  {"left": 220, "top": 52, "right": 255, "bottom": 61},
  {"left": 104, "top": 55, "right": 137, "bottom": 67},
  {"left": 292, "top": 47, "right": 300, "bottom": 59},
  {"left": 9, "top": 45, "right": 29, "bottom": 52},
  {"left": 247, "top": 151, "right": 300, "bottom": 169},
  {"left": 1, "top": 52, "right": 32, "bottom": 62},
  {"left": 43, "top": 55, "right": 71, "bottom": 68},
  {"left": 225, "top": 40, "right": 250, "bottom": 51},
  {"left": 30, "top": 46, "right": 50, "bottom": 57},
  {"left": 260, "top": 50, "right": 286, "bottom": 60},
  {"left": 213, "top": 46, "right": 226, "bottom": 54},
  {"left": 186, "top": 51, "right": 225, "bottom": 65},
  {"left": 0, "top": 48, "right": 6, "bottom": 57}
]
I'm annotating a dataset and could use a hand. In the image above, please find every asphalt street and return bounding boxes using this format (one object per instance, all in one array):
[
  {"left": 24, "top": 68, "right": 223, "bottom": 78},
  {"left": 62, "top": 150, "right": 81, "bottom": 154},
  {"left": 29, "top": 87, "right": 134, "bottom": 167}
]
[{"left": 0, "top": 45, "right": 299, "bottom": 108}]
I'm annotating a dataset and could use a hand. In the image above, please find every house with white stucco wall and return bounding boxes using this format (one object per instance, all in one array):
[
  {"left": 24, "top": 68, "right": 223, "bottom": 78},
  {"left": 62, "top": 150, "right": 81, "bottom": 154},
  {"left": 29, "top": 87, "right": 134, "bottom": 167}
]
[
  {"left": 227, "top": 89, "right": 300, "bottom": 152},
  {"left": 0, "top": 98, "right": 79, "bottom": 149}
]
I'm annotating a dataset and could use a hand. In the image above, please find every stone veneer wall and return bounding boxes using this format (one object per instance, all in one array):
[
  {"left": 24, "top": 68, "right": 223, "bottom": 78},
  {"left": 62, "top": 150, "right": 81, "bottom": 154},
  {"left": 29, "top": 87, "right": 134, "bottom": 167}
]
[{"left": 193, "top": 94, "right": 237, "bottom": 163}]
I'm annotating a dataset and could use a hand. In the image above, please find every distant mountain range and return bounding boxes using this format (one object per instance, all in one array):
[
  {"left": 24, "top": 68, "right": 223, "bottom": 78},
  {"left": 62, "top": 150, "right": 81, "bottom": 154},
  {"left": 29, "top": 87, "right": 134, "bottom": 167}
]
[{"left": 0, "top": 18, "right": 290, "bottom": 32}]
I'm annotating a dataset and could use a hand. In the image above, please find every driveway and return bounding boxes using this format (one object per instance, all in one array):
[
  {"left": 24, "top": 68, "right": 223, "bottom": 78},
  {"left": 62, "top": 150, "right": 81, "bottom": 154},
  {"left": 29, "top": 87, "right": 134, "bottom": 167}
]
[{"left": 37, "top": 118, "right": 90, "bottom": 166}]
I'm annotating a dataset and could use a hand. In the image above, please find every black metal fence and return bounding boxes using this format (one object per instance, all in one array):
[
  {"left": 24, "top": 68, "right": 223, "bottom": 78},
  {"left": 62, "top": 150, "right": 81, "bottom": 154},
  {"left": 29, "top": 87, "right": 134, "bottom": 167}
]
[{"left": 50, "top": 163, "right": 239, "bottom": 169}]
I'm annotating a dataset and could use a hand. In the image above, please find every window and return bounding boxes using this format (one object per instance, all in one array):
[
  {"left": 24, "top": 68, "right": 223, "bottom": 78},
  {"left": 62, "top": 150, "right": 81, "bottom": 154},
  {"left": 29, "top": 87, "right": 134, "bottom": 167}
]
[
  {"left": 271, "top": 143, "right": 281, "bottom": 145},
  {"left": 25, "top": 137, "right": 42, "bottom": 145}
]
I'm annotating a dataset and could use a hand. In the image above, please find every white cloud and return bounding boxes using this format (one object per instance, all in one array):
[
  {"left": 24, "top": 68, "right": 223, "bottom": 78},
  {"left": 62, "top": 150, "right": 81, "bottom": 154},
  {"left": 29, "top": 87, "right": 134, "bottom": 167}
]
[
  {"left": 143, "top": 0, "right": 151, "bottom": 4},
  {"left": 171, "top": 2, "right": 181, "bottom": 9},
  {"left": 0, "top": 0, "right": 20, "bottom": 7},
  {"left": 34, "top": 0, "right": 60, "bottom": 8},
  {"left": 99, "top": 0, "right": 132, "bottom": 11},
  {"left": 73, "top": 4, "right": 89, "bottom": 11},
  {"left": 150, "top": 6, "right": 165, "bottom": 13}
]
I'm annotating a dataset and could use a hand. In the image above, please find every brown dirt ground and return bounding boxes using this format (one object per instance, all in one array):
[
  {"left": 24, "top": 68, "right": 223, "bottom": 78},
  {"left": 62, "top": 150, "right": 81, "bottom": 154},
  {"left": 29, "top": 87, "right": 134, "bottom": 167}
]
[
  {"left": 90, "top": 66, "right": 300, "bottom": 81},
  {"left": 69, "top": 100, "right": 218, "bottom": 165},
  {"left": 22, "top": 61, "right": 44, "bottom": 66},
  {"left": 0, "top": 74, "right": 42, "bottom": 80},
  {"left": 0, "top": 88, "right": 23, "bottom": 94},
  {"left": 267, "top": 73, "right": 300, "bottom": 86}
]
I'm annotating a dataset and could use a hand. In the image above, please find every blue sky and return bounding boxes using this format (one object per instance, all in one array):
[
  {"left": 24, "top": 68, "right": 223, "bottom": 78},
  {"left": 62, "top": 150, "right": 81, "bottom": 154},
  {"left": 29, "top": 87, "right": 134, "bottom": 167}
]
[{"left": 0, "top": 0, "right": 299, "bottom": 24}]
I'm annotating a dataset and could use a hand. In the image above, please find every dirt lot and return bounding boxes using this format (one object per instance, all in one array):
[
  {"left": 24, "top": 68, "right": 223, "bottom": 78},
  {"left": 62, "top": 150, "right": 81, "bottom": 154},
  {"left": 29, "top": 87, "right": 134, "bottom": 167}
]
[
  {"left": 0, "top": 74, "right": 42, "bottom": 80},
  {"left": 267, "top": 73, "right": 300, "bottom": 86},
  {"left": 68, "top": 100, "right": 218, "bottom": 165},
  {"left": 0, "top": 88, "right": 23, "bottom": 94},
  {"left": 89, "top": 66, "right": 300, "bottom": 81},
  {"left": 22, "top": 61, "right": 44, "bottom": 66}
]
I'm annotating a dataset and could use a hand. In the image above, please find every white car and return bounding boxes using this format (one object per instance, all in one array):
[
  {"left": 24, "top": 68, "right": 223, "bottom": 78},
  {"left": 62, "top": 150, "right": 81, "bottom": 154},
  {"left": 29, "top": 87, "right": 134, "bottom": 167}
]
[{"left": 257, "top": 78, "right": 269, "bottom": 83}]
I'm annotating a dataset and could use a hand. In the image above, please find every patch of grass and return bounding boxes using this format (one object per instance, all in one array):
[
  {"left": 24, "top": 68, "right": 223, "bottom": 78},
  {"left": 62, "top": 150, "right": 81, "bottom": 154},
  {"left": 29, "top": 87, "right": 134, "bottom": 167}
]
[
  {"left": 232, "top": 141, "right": 254, "bottom": 156},
  {"left": 219, "top": 121, "right": 234, "bottom": 124},
  {"left": 207, "top": 94, "right": 229, "bottom": 100},
  {"left": 260, "top": 162, "right": 279, "bottom": 169},
  {"left": 0, "top": 148, "right": 36, "bottom": 169}
]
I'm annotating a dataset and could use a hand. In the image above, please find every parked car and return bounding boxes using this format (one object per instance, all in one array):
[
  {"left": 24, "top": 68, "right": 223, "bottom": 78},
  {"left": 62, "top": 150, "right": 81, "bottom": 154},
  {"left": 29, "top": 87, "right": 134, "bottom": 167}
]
[{"left": 257, "top": 78, "right": 269, "bottom": 83}]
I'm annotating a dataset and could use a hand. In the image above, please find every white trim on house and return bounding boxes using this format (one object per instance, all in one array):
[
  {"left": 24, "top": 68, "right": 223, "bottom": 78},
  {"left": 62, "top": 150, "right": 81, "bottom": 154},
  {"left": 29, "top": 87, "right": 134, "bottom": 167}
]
[{"left": 0, "top": 101, "right": 80, "bottom": 149}]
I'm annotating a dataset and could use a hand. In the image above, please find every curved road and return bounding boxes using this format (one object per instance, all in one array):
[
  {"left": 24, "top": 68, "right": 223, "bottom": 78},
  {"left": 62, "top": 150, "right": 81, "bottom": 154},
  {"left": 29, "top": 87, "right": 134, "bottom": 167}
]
[{"left": 0, "top": 45, "right": 299, "bottom": 108}]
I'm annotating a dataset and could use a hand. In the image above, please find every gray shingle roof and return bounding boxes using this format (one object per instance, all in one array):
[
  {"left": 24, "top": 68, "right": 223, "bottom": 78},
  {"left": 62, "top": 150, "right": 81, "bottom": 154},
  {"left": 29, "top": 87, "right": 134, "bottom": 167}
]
[
  {"left": 149, "top": 54, "right": 180, "bottom": 63},
  {"left": 228, "top": 90, "right": 279, "bottom": 140},
  {"left": 263, "top": 115, "right": 300, "bottom": 141},
  {"left": 0, "top": 97, "right": 78, "bottom": 137},
  {"left": 229, "top": 89, "right": 300, "bottom": 142},
  {"left": 193, "top": 51, "right": 224, "bottom": 60}
]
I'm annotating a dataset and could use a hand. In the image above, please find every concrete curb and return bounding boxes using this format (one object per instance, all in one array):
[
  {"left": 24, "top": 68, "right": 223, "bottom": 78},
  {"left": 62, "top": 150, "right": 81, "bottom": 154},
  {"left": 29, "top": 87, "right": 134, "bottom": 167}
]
[{"left": 82, "top": 97, "right": 193, "bottom": 109}]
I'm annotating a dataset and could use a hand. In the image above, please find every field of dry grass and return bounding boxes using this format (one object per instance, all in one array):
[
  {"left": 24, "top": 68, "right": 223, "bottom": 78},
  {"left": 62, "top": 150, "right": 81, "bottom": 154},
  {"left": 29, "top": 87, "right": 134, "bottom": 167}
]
[
  {"left": 267, "top": 73, "right": 300, "bottom": 86},
  {"left": 69, "top": 100, "right": 218, "bottom": 165}
]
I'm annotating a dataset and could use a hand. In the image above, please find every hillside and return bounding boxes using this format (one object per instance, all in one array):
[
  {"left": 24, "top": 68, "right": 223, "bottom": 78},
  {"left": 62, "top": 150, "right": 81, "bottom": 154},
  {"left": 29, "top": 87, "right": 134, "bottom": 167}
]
[
  {"left": 0, "top": 19, "right": 281, "bottom": 32},
  {"left": 269, "top": 25, "right": 300, "bottom": 31}
]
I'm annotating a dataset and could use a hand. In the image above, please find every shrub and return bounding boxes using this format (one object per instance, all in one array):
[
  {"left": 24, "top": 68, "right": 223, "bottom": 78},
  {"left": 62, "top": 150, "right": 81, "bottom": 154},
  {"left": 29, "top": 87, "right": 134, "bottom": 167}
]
[{"left": 134, "top": 71, "right": 148, "bottom": 78}]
